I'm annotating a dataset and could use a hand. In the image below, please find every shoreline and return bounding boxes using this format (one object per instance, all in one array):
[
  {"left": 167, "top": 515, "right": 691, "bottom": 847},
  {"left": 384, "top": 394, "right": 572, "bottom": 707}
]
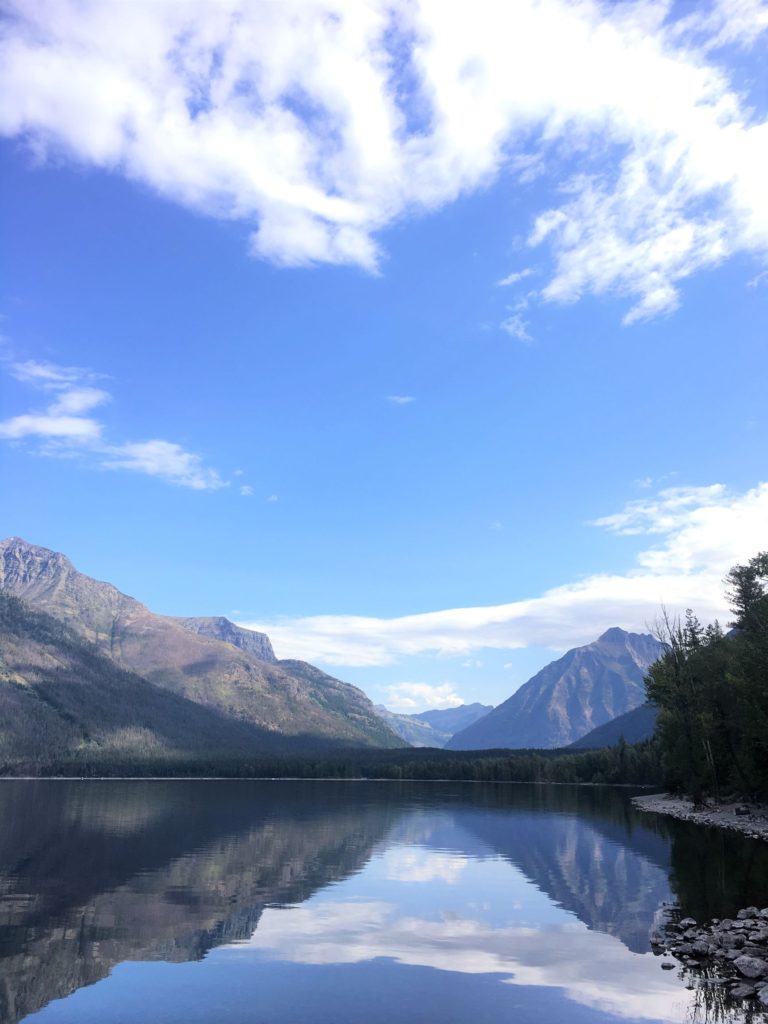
[{"left": 633, "top": 793, "right": 768, "bottom": 842}]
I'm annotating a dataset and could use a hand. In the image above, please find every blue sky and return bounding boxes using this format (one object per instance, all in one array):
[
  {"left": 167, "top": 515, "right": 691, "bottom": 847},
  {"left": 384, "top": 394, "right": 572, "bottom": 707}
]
[{"left": 1, "top": 0, "right": 766, "bottom": 711}]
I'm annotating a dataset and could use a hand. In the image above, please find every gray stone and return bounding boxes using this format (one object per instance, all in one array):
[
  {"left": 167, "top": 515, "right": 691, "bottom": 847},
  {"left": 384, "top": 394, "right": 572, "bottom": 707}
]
[
  {"left": 661, "top": 962, "right": 675, "bottom": 971},
  {"left": 679, "top": 917, "right": 697, "bottom": 928},
  {"left": 734, "top": 955, "right": 768, "bottom": 979},
  {"left": 730, "top": 984, "right": 755, "bottom": 999},
  {"left": 759, "top": 987, "right": 768, "bottom": 1007},
  {"left": 691, "top": 940, "right": 711, "bottom": 956}
]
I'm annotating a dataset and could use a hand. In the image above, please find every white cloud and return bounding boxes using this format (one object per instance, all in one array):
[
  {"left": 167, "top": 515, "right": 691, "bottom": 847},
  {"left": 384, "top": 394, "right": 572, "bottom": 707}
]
[
  {"left": 266, "top": 493, "right": 279, "bottom": 502},
  {"left": 239, "top": 484, "right": 254, "bottom": 497},
  {"left": 382, "top": 848, "right": 468, "bottom": 884},
  {"left": 1, "top": 1, "right": 766, "bottom": 321},
  {"left": 226, "top": 899, "right": 695, "bottom": 1022},
  {"left": 1, "top": 355, "right": 224, "bottom": 490},
  {"left": 242, "top": 481, "right": 768, "bottom": 665},
  {"left": 500, "top": 313, "right": 532, "bottom": 343},
  {"left": 100, "top": 440, "right": 224, "bottom": 491},
  {"left": 386, "top": 395, "right": 415, "bottom": 405},
  {"left": 497, "top": 268, "right": 534, "bottom": 286},
  {"left": 383, "top": 681, "right": 464, "bottom": 712}
]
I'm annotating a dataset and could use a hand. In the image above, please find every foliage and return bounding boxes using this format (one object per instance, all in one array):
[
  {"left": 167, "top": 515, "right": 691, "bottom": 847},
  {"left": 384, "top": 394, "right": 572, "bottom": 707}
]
[{"left": 646, "top": 552, "right": 768, "bottom": 801}]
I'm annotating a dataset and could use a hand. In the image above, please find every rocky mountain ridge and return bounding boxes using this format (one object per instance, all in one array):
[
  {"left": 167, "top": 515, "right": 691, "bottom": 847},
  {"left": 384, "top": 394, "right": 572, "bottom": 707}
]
[
  {"left": 0, "top": 537, "right": 401, "bottom": 753},
  {"left": 447, "top": 627, "right": 664, "bottom": 750}
]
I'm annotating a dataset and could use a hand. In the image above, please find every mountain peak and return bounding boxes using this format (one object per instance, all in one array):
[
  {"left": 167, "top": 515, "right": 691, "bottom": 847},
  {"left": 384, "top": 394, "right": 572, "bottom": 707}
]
[
  {"left": 174, "top": 615, "right": 277, "bottom": 663},
  {"left": 597, "top": 626, "right": 629, "bottom": 643},
  {"left": 447, "top": 627, "right": 665, "bottom": 751}
]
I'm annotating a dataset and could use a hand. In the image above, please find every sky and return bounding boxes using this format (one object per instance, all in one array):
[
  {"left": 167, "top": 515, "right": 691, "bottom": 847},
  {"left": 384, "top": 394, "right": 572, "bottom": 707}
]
[{"left": 1, "top": 0, "right": 766, "bottom": 713}]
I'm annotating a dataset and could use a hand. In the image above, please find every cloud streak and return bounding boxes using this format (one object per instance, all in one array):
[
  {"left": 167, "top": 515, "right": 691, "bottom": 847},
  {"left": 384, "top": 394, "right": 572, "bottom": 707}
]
[
  {"left": 383, "top": 681, "right": 464, "bottom": 712},
  {"left": 243, "top": 482, "right": 768, "bottom": 665},
  {"left": 0, "top": 356, "right": 224, "bottom": 490},
  {"left": 1, "top": 1, "right": 766, "bottom": 322}
]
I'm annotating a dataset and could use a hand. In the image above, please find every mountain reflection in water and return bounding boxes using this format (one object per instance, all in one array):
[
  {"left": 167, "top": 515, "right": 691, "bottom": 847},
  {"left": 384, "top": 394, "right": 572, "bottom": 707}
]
[{"left": 1, "top": 780, "right": 767, "bottom": 1024}]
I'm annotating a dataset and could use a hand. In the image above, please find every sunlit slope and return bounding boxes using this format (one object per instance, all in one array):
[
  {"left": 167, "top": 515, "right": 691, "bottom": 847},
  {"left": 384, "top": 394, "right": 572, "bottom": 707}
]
[{"left": 0, "top": 537, "right": 401, "bottom": 750}]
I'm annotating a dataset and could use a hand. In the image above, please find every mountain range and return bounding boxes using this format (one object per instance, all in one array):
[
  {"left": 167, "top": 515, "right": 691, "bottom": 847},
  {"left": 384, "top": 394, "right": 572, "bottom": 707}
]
[
  {"left": 0, "top": 537, "right": 400, "bottom": 765},
  {"left": 447, "top": 627, "right": 664, "bottom": 750},
  {"left": 374, "top": 702, "right": 493, "bottom": 747},
  {"left": 0, "top": 537, "right": 665, "bottom": 766}
]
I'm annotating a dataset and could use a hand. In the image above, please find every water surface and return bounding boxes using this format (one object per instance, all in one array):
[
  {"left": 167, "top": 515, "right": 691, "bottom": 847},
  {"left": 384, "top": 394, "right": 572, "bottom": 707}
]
[{"left": 1, "top": 780, "right": 767, "bottom": 1024}]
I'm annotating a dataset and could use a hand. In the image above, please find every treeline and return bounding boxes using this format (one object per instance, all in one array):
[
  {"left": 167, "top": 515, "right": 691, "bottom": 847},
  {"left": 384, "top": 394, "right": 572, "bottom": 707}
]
[
  {"left": 0, "top": 737, "right": 662, "bottom": 785},
  {"left": 646, "top": 552, "right": 768, "bottom": 802}
]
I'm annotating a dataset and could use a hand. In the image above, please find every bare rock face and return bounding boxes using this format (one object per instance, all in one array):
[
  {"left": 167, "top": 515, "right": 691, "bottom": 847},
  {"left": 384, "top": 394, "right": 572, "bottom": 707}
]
[{"left": 174, "top": 616, "right": 277, "bottom": 662}]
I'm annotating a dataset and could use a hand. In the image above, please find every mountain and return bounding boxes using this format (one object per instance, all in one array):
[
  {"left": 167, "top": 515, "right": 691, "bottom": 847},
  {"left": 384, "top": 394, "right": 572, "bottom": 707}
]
[
  {"left": 0, "top": 537, "right": 400, "bottom": 752},
  {"left": 446, "top": 628, "right": 664, "bottom": 750},
  {"left": 413, "top": 703, "right": 492, "bottom": 735},
  {"left": 374, "top": 707, "right": 445, "bottom": 746},
  {"left": 569, "top": 703, "right": 658, "bottom": 749},
  {"left": 174, "top": 616, "right": 276, "bottom": 662},
  {"left": 375, "top": 703, "right": 493, "bottom": 747},
  {"left": 0, "top": 593, "right": 279, "bottom": 766}
]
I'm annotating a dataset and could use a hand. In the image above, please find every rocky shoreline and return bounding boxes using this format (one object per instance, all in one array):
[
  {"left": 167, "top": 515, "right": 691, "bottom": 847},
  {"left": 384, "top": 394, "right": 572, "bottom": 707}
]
[
  {"left": 651, "top": 907, "right": 768, "bottom": 1007},
  {"left": 633, "top": 793, "right": 768, "bottom": 842}
]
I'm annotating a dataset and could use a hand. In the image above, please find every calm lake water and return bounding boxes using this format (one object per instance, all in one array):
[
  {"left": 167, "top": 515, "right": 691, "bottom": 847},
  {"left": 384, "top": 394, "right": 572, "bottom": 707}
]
[{"left": 2, "top": 780, "right": 768, "bottom": 1024}]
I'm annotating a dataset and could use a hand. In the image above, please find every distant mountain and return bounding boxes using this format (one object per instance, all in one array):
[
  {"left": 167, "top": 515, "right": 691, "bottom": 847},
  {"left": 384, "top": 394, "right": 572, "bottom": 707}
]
[
  {"left": 0, "top": 537, "right": 400, "bottom": 752},
  {"left": 569, "top": 703, "right": 658, "bottom": 749},
  {"left": 174, "top": 616, "right": 276, "bottom": 662},
  {"left": 374, "top": 703, "right": 493, "bottom": 747},
  {"left": 413, "top": 703, "right": 492, "bottom": 735},
  {"left": 447, "top": 628, "right": 664, "bottom": 750},
  {"left": 374, "top": 707, "right": 441, "bottom": 746}
]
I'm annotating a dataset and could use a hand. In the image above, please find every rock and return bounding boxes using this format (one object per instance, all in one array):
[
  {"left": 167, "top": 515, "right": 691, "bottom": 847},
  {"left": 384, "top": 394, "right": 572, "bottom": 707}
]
[
  {"left": 735, "top": 805, "right": 751, "bottom": 816},
  {"left": 738, "top": 907, "right": 760, "bottom": 920},
  {"left": 691, "top": 940, "right": 712, "bottom": 956},
  {"left": 730, "top": 984, "right": 756, "bottom": 999},
  {"left": 742, "top": 946, "right": 766, "bottom": 958},
  {"left": 661, "top": 962, "right": 676, "bottom": 971},
  {"left": 734, "top": 955, "right": 768, "bottom": 979},
  {"left": 679, "top": 917, "right": 697, "bottom": 928},
  {"left": 759, "top": 988, "right": 768, "bottom": 1008}
]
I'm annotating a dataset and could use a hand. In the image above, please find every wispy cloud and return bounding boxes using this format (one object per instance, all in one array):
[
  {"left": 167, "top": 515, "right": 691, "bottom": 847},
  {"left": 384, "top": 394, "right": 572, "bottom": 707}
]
[
  {"left": 500, "top": 313, "right": 532, "bottom": 343},
  {"left": 386, "top": 395, "right": 415, "bottom": 405},
  {"left": 383, "top": 682, "right": 464, "bottom": 713},
  {"left": 242, "top": 481, "right": 768, "bottom": 665},
  {"left": 239, "top": 484, "right": 254, "bottom": 497},
  {"left": 1, "top": 356, "right": 224, "bottom": 490},
  {"left": 1, "top": 2, "right": 765, "bottom": 321},
  {"left": 498, "top": 268, "right": 534, "bottom": 287}
]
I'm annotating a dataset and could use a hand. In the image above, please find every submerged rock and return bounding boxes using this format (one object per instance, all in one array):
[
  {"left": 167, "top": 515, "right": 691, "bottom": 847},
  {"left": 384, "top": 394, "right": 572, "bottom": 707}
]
[{"left": 730, "top": 983, "right": 755, "bottom": 999}]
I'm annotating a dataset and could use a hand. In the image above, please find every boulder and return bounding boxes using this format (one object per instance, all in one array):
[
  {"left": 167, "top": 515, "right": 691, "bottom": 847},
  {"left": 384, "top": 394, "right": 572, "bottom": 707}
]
[
  {"left": 734, "top": 955, "right": 768, "bottom": 979},
  {"left": 730, "top": 984, "right": 755, "bottom": 1000}
]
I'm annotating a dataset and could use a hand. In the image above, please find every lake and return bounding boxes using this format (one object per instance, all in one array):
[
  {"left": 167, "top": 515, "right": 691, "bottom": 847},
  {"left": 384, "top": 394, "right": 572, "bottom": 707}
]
[{"left": 2, "top": 780, "right": 768, "bottom": 1024}]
